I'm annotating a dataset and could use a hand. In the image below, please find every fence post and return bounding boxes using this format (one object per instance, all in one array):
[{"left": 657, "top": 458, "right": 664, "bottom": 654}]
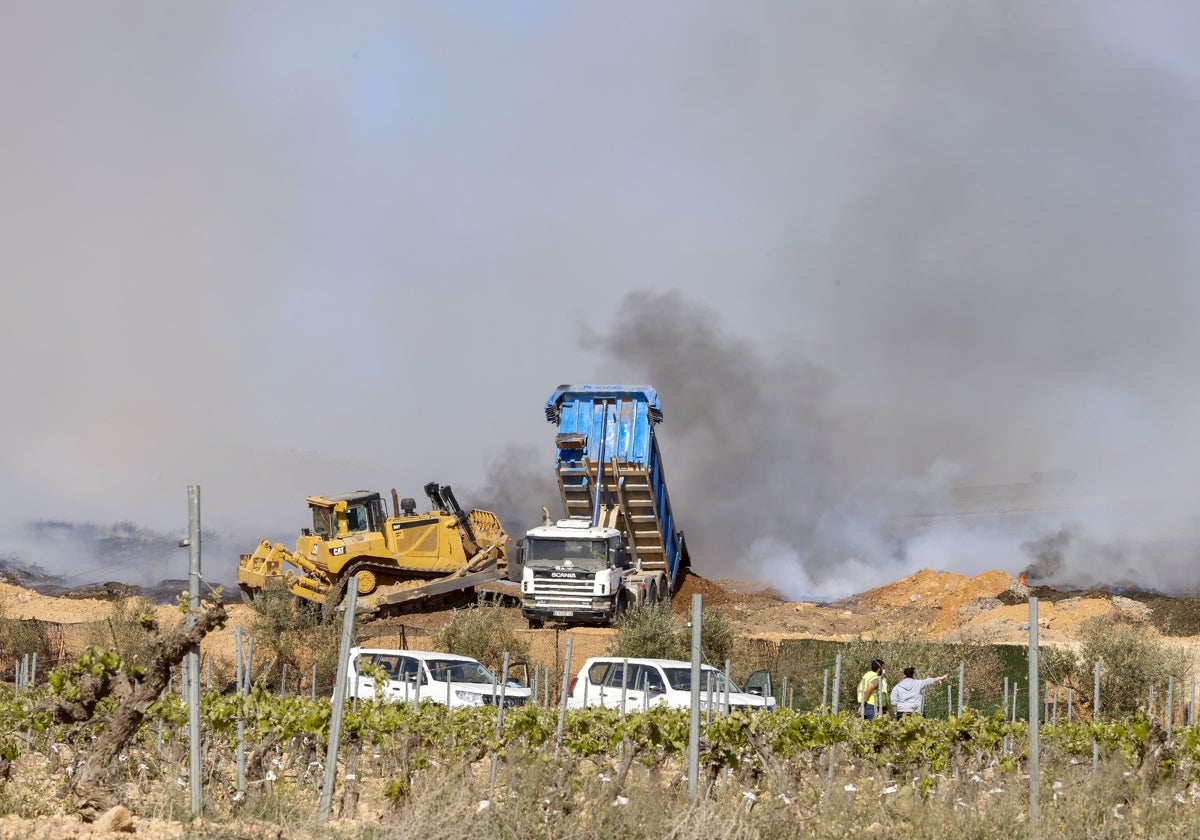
[
  {"left": 246, "top": 637, "right": 255, "bottom": 690},
  {"left": 687, "top": 594, "right": 702, "bottom": 801},
  {"left": 1093, "top": 660, "right": 1100, "bottom": 772},
  {"left": 706, "top": 670, "right": 713, "bottom": 727},
  {"left": 957, "top": 661, "right": 965, "bottom": 716},
  {"left": 554, "top": 635, "right": 573, "bottom": 758},
  {"left": 723, "top": 659, "right": 732, "bottom": 715},
  {"left": 832, "top": 654, "right": 842, "bottom": 716},
  {"left": 488, "top": 651, "right": 511, "bottom": 801},
  {"left": 620, "top": 659, "right": 629, "bottom": 718},
  {"left": 1028, "top": 596, "right": 1040, "bottom": 830},
  {"left": 822, "top": 669, "right": 829, "bottom": 712},
  {"left": 1168, "top": 676, "right": 1175, "bottom": 743},
  {"left": 1185, "top": 672, "right": 1195, "bottom": 724},
  {"left": 318, "top": 578, "right": 359, "bottom": 822},
  {"left": 412, "top": 660, "right": 422, "bottom": 712},
  {"left": 235, "top": 626, "right": 245, "bottom": 793}
]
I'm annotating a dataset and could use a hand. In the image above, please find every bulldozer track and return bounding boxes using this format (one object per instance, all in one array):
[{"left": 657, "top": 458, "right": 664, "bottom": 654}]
[{"left": 321, "top": 561, "right": 475, "bottom": 621}]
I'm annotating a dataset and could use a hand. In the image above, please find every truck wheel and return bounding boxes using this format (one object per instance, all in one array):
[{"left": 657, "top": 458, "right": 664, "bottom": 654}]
[
  {"left": 527, "top": 617, "right": 544, "bottom": 630},
  {"left": 647, "top": 582, "right": 659, "bottom": 604}
]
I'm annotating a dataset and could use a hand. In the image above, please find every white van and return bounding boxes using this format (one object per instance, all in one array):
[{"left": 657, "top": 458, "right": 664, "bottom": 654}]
[
  {"left": 567, "top": 657, "right": 776, "bottom": 713},
  {"left": 340, "top": 648, "right": 531, "bottom": 709}
]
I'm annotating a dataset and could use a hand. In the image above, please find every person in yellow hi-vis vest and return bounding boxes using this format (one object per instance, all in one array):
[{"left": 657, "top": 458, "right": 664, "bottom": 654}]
[{"left": 857, "top": 659, "right": 889, "bottom": 720}]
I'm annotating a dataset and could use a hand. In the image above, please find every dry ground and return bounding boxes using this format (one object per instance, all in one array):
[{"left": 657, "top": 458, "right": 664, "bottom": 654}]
[{"left": 9, "top": 565, "right": 1200, "bottom": 680}]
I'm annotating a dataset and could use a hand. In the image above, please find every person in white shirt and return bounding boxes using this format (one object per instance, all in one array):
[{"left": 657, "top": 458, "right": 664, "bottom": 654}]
[{"left": 890, "top": 667, "right": 948, "bottom": 717}]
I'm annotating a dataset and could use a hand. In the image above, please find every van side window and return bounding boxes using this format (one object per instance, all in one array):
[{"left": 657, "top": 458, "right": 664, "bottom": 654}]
[
  {"left": 587, "top": 662, "right": 612, "bottom": 686},
  {"left": 644, "top": 667, "right": 667, "bottom": 693},
  {"left": 397, "top": 657, "right": 425, "bottom": 683},
  {"left": 374, "top": 655, "right": 403, "bottom": 679},
  {"left": 603, "top": 662, "right": 638, "bottom": 689}
]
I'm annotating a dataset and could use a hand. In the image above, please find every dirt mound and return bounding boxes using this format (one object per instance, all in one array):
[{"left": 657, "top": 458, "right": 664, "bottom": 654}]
[
  {"left": 672, "top": 570, "right": 735, "bottom": 611},
  {"left": 835, "top": 568, "right": 1016, "bottom": 638}
]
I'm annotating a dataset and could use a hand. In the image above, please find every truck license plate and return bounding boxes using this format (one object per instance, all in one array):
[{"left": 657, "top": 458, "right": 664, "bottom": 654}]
[{"left": 552, "top": 610, "right": 574, "bottom": 617}]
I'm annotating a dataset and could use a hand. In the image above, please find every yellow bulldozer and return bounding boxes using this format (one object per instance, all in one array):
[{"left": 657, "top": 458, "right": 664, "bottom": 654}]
[{"left": 236, "top": 483, "right": 509, "bottom": 618}]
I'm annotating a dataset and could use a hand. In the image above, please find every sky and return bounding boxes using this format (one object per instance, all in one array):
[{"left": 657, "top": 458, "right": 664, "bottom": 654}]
[{"left": 2, "top": 2, "right": 1200, "bottom": 597}]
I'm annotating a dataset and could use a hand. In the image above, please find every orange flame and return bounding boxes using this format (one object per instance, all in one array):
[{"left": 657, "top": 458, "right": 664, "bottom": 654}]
[{"left": 1018, "top": 571, "right": 1027, "bottom": 586}]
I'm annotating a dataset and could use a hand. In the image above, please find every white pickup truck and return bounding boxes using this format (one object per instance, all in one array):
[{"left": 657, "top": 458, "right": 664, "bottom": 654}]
[
  {"left": 566, "top": 656, "right": 775, "bottom": 714},
  {"left": 340, "top": 647, "right": 531, "bottom": 709}
]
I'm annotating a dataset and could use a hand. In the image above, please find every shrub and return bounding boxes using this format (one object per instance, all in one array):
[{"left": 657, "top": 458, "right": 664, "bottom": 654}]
[
  {"left": 83, "top": 592, "right": 158, "bottom": 671},
  {"left": 609, "top": 603, "right": 736, "bottom": 667},
  {"left": 433, "top": 600, "right": 529, "bottom": 675},
  {"left": 246, "top": 582, "right": 341, "bottom": 692},
  {"left": 0, "top": 601, "right": 52, "bottom": 677},
  {"left": 1078, "top": 616, "right": 1189, "bottom": 716},
  {"left": 693, "top": 605, "right": 736, "bottom": 668},
  {"left": 609, "top": 602, "right": 683, "bottom": 660}
]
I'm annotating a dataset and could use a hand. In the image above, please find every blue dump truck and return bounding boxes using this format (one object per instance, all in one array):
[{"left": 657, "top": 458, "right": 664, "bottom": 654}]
[{"left": 520, "top": 385, "right": 690, "bottom": 628}]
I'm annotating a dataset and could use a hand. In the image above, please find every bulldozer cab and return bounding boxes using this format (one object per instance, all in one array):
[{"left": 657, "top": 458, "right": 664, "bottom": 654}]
[{"left": 306, "top": 492, "right": 387, "bottom": 539}]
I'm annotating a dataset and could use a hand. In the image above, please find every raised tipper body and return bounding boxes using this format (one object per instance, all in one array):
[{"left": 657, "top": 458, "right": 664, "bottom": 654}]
[{"left": 520, "top": 384, "right": 689, "bottom": 627}]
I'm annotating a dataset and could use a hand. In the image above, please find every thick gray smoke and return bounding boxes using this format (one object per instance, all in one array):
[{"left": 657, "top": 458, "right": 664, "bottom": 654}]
[
  {"left": 578, "top": 291, "right": 1200, "bottom": 598},
  {"left": 577, "top": 292, "right": 896, "bottom": 597},
  {"left": 467, "top": 444, "right": 559, "bottom": 541},
  {"left": 1021, "top": 527, "right": 1076, "bottom": 582},
  {"left": 4, "top": 3, "right": 1200, "bottom": 597},
  {"left": 0, "top": 520, "right": 242, "bottom": 595}
]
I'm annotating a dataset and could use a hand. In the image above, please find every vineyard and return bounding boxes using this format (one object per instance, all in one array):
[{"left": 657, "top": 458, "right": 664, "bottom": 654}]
[
  {"left": 3, "top": 571, "right": 1200, "bottom": 837},
  {"left": 6, "top": 670, "right": 1200, "bottom": 838}
]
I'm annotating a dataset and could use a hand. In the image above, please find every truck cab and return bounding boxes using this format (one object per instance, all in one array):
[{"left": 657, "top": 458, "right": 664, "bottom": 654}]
[
  {"left": 520, "top": 520, "right": 636, "bottom": 627},
  {"left": 520, "top": 385, "right": 686, "bottom": 629}
]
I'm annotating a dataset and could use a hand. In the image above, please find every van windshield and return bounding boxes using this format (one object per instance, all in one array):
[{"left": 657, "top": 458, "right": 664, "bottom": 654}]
[
  {"left": 661, "top": 667, "right": 740, "bottom": 693},
  {"left": 524, "top": 537, "right": 611, "bottom": 571},
  {"left": 426, "top": 659, "right": 497, "bottom": 685}
]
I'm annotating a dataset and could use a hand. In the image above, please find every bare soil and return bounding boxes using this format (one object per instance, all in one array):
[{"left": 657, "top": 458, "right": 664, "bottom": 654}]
[{"left": 10, "top": 566, "right": 1200, "bottom": 684}]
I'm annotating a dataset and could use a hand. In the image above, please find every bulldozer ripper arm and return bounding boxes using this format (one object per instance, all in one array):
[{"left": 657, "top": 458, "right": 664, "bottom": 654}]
[{"left": 237, "top": 540, "right": 331, "bottom": 604}]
